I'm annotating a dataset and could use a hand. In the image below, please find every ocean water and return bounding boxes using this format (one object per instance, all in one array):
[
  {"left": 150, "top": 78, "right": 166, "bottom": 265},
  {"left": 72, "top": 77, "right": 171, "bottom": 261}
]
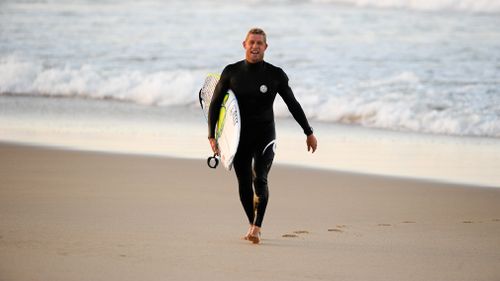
[
  {"left": 1, "top": 0, "right": 500, "bottom": 186},
  {"left": 1, "top": 0, "right": 500, "bottom": 137}
]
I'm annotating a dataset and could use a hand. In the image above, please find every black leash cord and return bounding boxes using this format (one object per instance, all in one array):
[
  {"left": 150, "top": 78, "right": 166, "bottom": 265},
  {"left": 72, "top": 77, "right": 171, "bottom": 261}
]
[{"left": 207, "top": 154, "right": 219, "bottom": 169}]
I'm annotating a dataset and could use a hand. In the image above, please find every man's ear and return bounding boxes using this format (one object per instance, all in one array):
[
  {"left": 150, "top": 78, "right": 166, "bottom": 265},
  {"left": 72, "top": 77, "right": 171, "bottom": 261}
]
[{"left": 242, "top": 41, "right": 246, "bottom": 49}]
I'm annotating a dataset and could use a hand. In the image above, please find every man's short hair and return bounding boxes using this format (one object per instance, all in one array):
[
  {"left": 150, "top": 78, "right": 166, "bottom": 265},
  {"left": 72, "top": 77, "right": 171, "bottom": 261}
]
[{"left": 246, "top": 28, "right": 267, "bottom": 44}]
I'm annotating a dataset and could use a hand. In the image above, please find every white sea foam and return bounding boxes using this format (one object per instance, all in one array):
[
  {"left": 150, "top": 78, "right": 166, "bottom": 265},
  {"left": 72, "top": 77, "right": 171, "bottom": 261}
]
[
  {"left": 273, "top": 69, "right": 500, "bottom": 137},
  {"left": 2, "top": 53, "right": 500, "bottom": 137},
  {"left": 0, "top": 56, "right": 203, "bottom": 107}
]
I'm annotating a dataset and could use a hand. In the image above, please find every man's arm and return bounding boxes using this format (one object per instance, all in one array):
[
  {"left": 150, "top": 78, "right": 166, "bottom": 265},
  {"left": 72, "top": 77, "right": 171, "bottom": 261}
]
[
  {"left": 277, "top": 69, "right": 317, "bottom": 153},
  {"left": 207, "top": 66, "right": 231, "bottom": 153},
  {"left": 277, "top": 69, "right": 313, "bottom": 135}
]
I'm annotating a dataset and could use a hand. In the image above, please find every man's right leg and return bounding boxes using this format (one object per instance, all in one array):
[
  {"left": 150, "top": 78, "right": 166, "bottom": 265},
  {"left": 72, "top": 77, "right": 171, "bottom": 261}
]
[{"left": 233, "top": 148, "right": 255, "bottom": 226}]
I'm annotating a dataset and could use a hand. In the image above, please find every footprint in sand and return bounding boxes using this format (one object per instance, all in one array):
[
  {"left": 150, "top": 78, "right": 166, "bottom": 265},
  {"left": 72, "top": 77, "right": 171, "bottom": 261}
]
[
  {"left": 401, "top": 221, "right": 416, "bottom": 224},
  {"left": 493, "top": 219, "right": 500, "bottom": 222},
  {"left": 327, "top": 224, "right": 348, "bottom": 232},
  {"left": 462, "top": 221, "right": 474, "bottom": 224},
  {"left": 282, "top": 230, "right": 310, "bottom": 238},
  {"left": 377, "top": 223, "right": 392, "bottom": 227}
]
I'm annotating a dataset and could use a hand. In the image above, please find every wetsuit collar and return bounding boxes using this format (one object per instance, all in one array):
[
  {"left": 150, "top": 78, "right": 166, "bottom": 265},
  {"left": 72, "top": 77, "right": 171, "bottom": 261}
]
[{"left": 244, "top": 60, "right": 265, "bottom": 70}]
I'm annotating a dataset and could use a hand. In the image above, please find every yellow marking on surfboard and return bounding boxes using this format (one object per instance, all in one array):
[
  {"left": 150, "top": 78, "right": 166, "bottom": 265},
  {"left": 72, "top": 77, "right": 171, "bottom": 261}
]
[
  {"left": 216, "top": 94, "right": 230, "bottom": 139},
  {"left": 207, "top": 73, "right": 220, "bottom": 79}
]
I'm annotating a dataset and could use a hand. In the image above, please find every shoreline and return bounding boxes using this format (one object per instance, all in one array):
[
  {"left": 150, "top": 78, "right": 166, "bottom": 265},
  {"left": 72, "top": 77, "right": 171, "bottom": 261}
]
[
  {"left": 1, "top": 95, "right": 500, "bottom": 187},
  {"left": 0, "top": 139, "right": 497, "bottom": 189}
]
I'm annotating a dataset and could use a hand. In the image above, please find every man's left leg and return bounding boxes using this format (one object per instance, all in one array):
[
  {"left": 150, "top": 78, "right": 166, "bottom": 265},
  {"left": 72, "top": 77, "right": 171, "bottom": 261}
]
[{"left": 252, "top": 139, "right": 275, "bottom": 228}]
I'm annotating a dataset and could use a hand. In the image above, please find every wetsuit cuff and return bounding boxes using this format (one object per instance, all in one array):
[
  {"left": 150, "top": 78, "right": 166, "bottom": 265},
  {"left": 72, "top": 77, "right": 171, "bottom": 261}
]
[{"left": 304, "top": 126, "right": 313, "bottom": 136}]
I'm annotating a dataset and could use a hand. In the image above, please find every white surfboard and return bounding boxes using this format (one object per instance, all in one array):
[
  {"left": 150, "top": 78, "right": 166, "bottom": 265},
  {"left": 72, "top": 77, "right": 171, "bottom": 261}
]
[{"left": 199, "top": 74, "right": 241, "bottom": 170}]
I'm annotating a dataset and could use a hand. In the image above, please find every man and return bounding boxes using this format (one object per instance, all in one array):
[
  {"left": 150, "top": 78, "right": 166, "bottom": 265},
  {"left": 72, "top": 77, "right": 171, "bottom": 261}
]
[{"left": 208, "top": 28, "right": 317, "bottom": 244}]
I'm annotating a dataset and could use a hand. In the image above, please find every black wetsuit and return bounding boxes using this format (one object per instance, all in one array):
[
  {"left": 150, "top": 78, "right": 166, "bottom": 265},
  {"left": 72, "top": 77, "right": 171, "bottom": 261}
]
[{"left": 208, "top": 60, "right": 313, "bottom": 227}]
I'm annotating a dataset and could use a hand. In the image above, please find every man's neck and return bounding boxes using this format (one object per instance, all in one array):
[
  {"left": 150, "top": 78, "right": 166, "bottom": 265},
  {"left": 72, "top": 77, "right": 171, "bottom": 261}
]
[{"left": 245, "top": 58, "right": 264, "bottom": 64}]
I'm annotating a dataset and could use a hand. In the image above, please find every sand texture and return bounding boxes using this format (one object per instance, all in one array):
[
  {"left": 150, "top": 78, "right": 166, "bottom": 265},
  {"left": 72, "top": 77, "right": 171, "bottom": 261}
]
[{"left": 1, "top": 142, "right": 500, "bottom": 281}]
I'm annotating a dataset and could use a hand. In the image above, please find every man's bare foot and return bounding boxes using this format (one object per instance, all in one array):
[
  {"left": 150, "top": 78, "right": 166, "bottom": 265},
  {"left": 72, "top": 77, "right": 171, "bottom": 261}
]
[
  {"left": 248, "top": 225, "right": 261, "bottom": 244},
  {"left": 242, "top": 225, "right": 253, "bottom": 240}
]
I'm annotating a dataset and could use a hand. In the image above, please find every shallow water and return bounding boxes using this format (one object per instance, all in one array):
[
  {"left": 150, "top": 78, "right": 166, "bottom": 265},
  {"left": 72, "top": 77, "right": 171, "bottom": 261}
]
[{"left": 1, "top": 95, "right": 499, "bottom": 187}]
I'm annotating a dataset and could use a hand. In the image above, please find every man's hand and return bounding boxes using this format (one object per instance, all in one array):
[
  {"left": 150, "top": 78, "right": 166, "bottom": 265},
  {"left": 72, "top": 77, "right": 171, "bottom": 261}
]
[
  {"left": 208, "top": 138, "right": 220, "bottom": 155},
  {"left": 306, "top": 134, "right": 317, "bottom": 153}
]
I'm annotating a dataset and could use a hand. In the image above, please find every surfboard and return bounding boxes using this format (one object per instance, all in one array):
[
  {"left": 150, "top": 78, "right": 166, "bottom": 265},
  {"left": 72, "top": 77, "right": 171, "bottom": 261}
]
[{"left": 199, "top": 74, "right": 241, "bottom": 170}]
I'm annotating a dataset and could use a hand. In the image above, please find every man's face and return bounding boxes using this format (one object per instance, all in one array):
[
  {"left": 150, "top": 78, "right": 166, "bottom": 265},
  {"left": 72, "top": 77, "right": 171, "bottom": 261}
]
[{"left": 243, "top": 34, "right": 268, "bottom": 63}]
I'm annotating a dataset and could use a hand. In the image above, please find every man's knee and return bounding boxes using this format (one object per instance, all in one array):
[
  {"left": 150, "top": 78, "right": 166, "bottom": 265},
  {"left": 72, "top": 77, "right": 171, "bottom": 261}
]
[{"left": 253, "top": 177, "right": 269, "bottom": 199}]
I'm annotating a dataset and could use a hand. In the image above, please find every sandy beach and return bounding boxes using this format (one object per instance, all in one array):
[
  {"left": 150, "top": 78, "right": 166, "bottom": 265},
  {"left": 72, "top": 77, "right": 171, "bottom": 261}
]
[{"left": 1, "top": 142, "right": 499, "bottom": 281}]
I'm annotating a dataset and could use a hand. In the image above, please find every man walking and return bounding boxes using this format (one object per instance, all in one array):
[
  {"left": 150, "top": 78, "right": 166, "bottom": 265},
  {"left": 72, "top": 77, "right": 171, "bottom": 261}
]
[{"left": 208, "top": 28, "right": 317, "bottom": 244}]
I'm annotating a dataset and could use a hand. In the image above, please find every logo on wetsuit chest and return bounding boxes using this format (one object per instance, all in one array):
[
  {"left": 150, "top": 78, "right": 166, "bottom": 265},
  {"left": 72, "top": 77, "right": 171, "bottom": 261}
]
[{"left": 259, "top": 85, "right": 268, "bottom": 94}]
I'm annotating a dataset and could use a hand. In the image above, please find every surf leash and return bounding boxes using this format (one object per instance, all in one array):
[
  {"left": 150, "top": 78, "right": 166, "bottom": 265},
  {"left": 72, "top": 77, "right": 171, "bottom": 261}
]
[{"left": 207, "top": 153, "right": 219, "bottom": 169}]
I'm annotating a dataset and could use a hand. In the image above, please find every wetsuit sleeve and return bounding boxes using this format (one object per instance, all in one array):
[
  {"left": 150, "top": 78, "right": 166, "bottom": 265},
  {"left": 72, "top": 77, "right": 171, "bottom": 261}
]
[
  {"left": 277, "top": 69, "right": 313, "bottom": 136},
  {"left": 208, "top": 66, "right": 231, "bottom": 138}
]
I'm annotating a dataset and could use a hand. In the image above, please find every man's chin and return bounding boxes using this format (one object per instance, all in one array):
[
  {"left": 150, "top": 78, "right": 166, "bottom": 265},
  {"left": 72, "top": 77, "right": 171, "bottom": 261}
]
[{"left": 247, "top": 55, "right": 263, "bottom": 63}]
